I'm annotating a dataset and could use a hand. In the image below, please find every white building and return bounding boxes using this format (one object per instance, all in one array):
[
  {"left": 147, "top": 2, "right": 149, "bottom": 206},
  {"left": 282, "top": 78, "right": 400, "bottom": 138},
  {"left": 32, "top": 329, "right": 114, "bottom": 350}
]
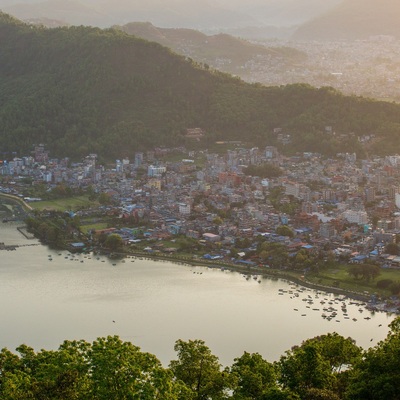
[
  {"left": 42, "top": 171, "right": 52, "bottom": 183},
  {"left": 343, "top": 210, "right": 368, "bottom": 225},
  {"left": 284, "top": 182, "right": 300, "bottom": 198},
  {"left": 395, "top": 193, "right": 400, "bottom": 209},
  {"left": 148, "top": 165, "right": 166, "bottom": 177},
  {"left": 178, "top": 203, "right": 191, "bottom": 215},
  {"left": 261, "top": 179, "right": 270, "bottom": 188}
]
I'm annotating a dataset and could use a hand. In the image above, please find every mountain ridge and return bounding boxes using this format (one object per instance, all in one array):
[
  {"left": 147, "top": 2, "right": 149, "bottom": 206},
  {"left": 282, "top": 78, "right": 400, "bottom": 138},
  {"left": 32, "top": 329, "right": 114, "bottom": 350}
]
[
  {"left": 116, "top": 22, "right": 306, "bottom": 73},
  {"left": 1, "top": 12, "right": 400, "bottom": 159},
  {"left": 2, "top": 0, "right": 260, "bottom": 29},
  {"left": 1, "top": 0, "right": 343, "bottom": 35}
]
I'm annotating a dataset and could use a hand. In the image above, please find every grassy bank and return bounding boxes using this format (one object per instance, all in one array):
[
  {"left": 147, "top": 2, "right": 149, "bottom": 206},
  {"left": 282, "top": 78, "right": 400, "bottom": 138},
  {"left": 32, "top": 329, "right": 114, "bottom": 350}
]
[
  {"left": 123, "top": 246, "right": 400, "bottom": 301},
  {"left": 304, "top": 264, "right": 400, "bottom": 298},
  {"left": 117, "top": 250, "right": 377, "bottom": 302}
]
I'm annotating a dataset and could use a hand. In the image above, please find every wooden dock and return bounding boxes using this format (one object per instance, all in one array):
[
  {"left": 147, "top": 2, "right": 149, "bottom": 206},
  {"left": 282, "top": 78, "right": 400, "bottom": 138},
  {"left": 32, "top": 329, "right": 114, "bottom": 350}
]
[{"left": 0, "top": 242, "right": 40, "bottom": 251}]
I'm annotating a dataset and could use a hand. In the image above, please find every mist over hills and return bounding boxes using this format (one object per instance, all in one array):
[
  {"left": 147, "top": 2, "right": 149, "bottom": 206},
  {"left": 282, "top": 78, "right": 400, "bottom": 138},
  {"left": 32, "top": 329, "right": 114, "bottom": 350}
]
[
  {"left": 1, "top": 0, "right": 342, "bottom": 35},
  {"left": 1, "top": 0, "right": 259, "bottom": 29},
  {"left": 2, "top": 0, "right": 108, "bottom": 27},
  {"left": 293, "top": 0, "right": 400, "bottom": 41},
  {"left": 215, "top": 0, "right": 341, "bottom": 27},
  {"left": 94, "top": 0, "right": 258, "bottom": 29},
  {"left": 6, "top": 0, "right": 399, "bottom": 42},
  {"left": 1, "top": 12, "right": 400, "bottom": 159},
  {"left": 116, "top": 22, "right": 305, "bottom": 74}
]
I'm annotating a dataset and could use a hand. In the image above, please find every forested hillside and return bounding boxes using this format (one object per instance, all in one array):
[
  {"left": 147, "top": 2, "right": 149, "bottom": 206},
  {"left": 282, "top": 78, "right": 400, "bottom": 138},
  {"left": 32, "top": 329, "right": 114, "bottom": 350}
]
[{"left": 1, "top": 12, "right": 400, "bottom": 159}]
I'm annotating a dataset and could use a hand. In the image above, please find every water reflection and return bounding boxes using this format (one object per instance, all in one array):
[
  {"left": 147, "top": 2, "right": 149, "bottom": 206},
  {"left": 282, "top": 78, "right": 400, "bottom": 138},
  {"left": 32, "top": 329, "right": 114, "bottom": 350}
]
[{"left": 0, "top": 222, "right": 395, "bottom": 366}]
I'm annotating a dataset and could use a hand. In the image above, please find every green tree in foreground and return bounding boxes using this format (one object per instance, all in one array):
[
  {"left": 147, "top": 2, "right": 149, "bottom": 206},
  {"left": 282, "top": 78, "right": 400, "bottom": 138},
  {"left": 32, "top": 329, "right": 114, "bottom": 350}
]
[
  {"left": 230, "top": 351, "right": 279, "bottom": 399},
  {"left": 277, "top": 333, "right": 361, "bottom": 400},
  {"left": 169, "top": 339, "right": 232, "bottom": 399},
  {"left": 0, "top": 336, "right": 185, "bottom": 400},
  {"left": 89, "top": 336, "right": 182, "bottom": 399},
  {"left": 346, "top": 318, "right": 400, "bottom": 400},
  {"left": 2, "top": 320, "right": 400, "bottom": 399},
  {"left": 279, "top": 342, "right": 334, "bottom": 398}
]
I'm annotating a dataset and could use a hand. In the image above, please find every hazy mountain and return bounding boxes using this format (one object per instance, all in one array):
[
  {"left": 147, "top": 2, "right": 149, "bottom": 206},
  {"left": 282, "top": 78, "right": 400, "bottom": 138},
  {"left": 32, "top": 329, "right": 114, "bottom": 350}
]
[
  {"left": 3, "top": 0, "right": 109, "bottom": 26},
  {"left": 1, "top": 0, "right": 342, "bottom": 33},
  {"left": 216, "top": 0, "right": 341, "bottom": 26},
  {"left": 0, "top": 0, "right": 40, "bottom": 5},
  {"left": 94, "top": 0, "right": 259, "bottom": 29},
  {"left": 117, "top": 22, "right": 305, "bottom": 72},
  {"left": 2, "top": 0, "right": 261, "bottom": 29},
  {"left": 293, "top": 0, "right": 400, "bottom": 41}
]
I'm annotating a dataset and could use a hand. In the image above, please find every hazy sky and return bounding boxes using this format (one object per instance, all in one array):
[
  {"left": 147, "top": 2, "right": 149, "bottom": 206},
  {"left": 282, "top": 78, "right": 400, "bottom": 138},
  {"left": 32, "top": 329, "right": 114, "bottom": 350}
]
[{"left": 0, "top": 0, "right": 343, "bottom": 28}]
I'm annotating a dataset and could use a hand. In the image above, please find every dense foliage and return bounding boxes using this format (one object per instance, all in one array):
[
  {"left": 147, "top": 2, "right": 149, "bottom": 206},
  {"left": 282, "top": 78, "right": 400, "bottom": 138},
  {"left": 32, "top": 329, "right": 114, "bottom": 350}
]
[
  {"left": 1, "top": 13, "right": 400, "bottom": 159},
  {"left": 1, "top": 319, "right": 400, "bottom": 399},
  {"left": 25, "top": 212, "right": 82, "bottom": 247}
]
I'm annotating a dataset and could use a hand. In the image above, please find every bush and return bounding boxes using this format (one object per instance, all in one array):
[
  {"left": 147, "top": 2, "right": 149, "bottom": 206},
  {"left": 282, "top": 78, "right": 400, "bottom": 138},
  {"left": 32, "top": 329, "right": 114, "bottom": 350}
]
[
  {"left": 377, "top": 279, "right": 394, "bottom": 289},
  {"left": 389, "top": 281, "right": 400, "bottom": 295}
]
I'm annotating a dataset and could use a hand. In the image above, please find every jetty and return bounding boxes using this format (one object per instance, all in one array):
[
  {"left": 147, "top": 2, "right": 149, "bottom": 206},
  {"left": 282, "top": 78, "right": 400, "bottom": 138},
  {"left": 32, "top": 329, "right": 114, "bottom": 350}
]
[
  {"left": 0, "top": 242, "right": 39, "bottom": 251},
  {"left": 17, "top": 226, "right": 36, "bottom": 239}
]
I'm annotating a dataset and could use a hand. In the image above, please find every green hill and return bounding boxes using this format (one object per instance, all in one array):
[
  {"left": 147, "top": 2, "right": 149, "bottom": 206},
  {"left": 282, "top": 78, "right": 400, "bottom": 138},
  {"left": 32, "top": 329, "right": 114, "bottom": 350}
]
[{"left": 1, "top": 12, "right": 400, "bottom": 159}]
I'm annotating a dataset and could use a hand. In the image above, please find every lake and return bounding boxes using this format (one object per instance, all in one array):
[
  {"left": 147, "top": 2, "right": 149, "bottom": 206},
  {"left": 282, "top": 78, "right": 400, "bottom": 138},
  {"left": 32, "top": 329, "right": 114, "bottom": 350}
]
[{"left": 0, "top": 221, "right": 395, "bottom": 366}]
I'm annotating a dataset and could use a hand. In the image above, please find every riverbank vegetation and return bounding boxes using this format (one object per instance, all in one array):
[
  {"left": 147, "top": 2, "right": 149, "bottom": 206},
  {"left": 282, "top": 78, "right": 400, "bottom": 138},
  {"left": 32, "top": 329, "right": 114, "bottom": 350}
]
[
  {"left": 22, "top": 203, "right": 400, "bottom": 300},
  {"left": 25, "top": 212, "right": 84, "bottom": 248},
  {"left": 0, "top": 318, "right": 399, "bottom": 399},
  {"left": 15, "top": 185, "right": 400, "bottom": 301}
]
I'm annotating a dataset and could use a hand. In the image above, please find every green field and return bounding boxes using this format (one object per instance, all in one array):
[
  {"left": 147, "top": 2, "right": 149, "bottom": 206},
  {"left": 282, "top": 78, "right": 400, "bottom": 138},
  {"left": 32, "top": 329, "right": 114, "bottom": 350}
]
[
  {"left": 30, "top": 196, "right": 97, "bottom": 211},
  {"left": 306, "top": 264, "right": 400, "bottom": 298},
  {"left": 80, "top": 222, "right": 109, "bottom": 234}
]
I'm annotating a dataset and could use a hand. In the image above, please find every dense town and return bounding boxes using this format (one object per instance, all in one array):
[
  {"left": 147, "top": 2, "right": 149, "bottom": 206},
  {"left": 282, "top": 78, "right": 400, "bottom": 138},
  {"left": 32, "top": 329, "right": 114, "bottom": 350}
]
[
  {"left": 222, "top": 38, "right": 400, "bottom": 102},
  {"left": 2, "top": 138, "right": 400, "bottom": 288}
]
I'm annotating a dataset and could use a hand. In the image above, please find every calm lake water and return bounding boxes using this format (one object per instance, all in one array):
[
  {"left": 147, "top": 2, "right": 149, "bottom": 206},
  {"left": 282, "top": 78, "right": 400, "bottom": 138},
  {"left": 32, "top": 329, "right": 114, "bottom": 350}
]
[{"left": 0, "top": 221, "right": 395, "bottom": 366}]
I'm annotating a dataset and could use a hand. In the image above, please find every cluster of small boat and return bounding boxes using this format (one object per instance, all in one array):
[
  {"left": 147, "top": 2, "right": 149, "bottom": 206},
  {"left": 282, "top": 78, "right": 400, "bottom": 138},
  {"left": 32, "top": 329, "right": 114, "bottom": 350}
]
[
  {"left": 277, "top": 286, "right": 374, "bottom": 323},
  {"left": 242, "top": 274, "right": 262, "bottom": 283},
  {"left": 47, "top": 252, "right": 136, "bottom": 265}
]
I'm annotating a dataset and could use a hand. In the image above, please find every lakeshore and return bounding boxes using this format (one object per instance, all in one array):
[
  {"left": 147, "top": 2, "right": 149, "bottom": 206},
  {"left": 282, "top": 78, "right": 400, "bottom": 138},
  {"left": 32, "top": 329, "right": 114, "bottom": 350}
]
[
  {"left": 0, "top": 220, "right": 394, "bottom": 365},
  {"left": 0, "top": 192, "right": 397, "bottom": 314}
]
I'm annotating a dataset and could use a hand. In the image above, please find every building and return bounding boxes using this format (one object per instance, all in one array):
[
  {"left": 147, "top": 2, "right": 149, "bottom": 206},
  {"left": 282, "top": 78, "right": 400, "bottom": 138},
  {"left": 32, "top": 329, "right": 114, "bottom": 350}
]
[
  {"left": 284, "top": 182, "right": 300, "bottom": 198},
  {"left": 395, "top": 193, "right": 400, "bottom": 209},
  {"left": 178, "top": 203, "right": 191, "bottom": 215},
  {"left": 364, "top": 187, "right": 376, "bottom": 203},
  {"left": 134, "top": 152, "right": 144, "bottom": 167},
  {"left": 319, "top": 223, "right": 336, "bottom": 239},
  {"left": 203, "top": 233, "right": 221, "bottom": 242},
  {"left": 343, "top": 210, "right": 368, "bottom": 225},
  {"left": 265, "top": 146, "right": 278, "bottom": 159},
  {"left": 148, "top": 165, "right": 166, "bottom": 177},
  {"left": 34, "top": 144, "right": 48, "bottom": 163},
  {"left": 185, "top": 128, "right": 205, "bottom": 140}
]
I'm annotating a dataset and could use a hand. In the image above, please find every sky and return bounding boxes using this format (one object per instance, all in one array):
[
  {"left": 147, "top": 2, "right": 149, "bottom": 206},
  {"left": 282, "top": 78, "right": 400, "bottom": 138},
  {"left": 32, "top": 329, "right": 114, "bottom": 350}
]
[{"left": 0, "top": 0, "right": 343, "bottom": 28}]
